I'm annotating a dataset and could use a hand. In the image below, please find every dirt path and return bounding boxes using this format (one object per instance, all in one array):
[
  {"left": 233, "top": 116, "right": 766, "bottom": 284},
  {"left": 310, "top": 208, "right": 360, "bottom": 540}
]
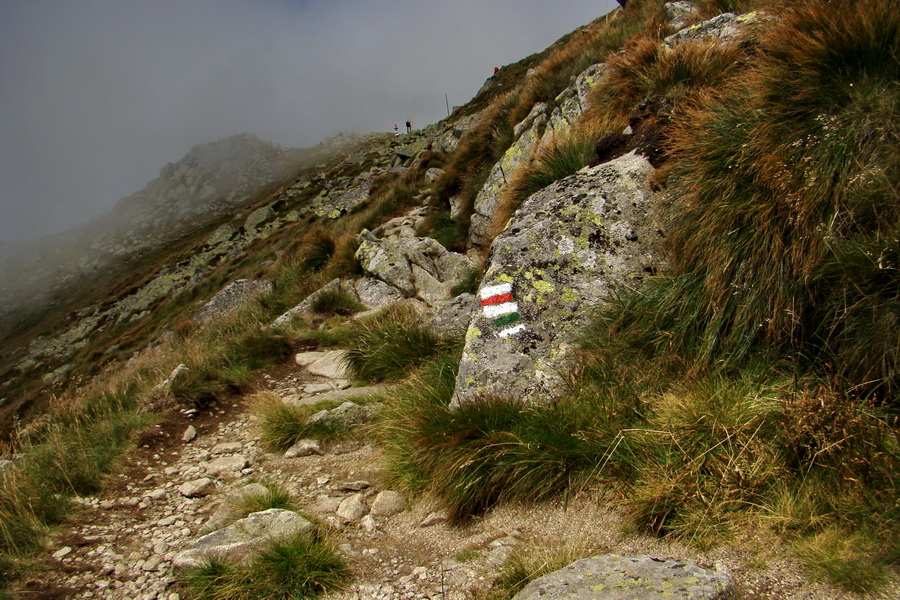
[{"left": 22, "top": 358, "right": 861, "bottom": 600}]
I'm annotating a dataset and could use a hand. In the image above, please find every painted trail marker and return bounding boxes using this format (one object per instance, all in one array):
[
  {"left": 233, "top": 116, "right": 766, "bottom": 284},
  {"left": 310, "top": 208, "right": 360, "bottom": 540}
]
[{"left": 479, "top": 283, "right": 525, "bottom": 338}]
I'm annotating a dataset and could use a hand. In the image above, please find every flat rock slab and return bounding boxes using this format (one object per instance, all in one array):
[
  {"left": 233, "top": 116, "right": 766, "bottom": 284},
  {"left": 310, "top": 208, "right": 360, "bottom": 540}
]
[
  {"left": 173, "top": 509, "right": 314, "bottom": 571},
  {"left": 283, "top": 385, "right": 388, "bottom": 407},
  {"left": 512, "top": 555, "right": 735, "bottom": 600},
  {"left": 295, "top": 350, "right": 351, "bottom": 379}
]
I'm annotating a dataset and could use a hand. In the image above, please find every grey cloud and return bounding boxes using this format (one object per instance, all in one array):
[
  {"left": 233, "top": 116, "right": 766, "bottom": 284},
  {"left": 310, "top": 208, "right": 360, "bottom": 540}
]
[{"left": 0, "top": 0, "right": 617, "bottom": 241}]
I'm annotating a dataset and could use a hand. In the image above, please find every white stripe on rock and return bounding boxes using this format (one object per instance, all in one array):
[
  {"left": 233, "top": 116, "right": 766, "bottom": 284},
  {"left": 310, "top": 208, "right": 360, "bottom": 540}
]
[
  {"left": 480, "top": 283, "right": 513, "bottom": 299},
  {"left": 483, "top": 302, "right": 518, "bottom": 319}
]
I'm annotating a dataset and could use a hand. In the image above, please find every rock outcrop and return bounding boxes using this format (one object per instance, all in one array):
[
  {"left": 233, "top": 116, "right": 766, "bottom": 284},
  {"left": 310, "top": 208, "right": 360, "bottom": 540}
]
[
  {"left": 193, "top": 279, "right": 274, "bottom": 321},
  {"left": 468, "top": 62, "right": 606, "bottom": 249},
  {"left": 454, "top": 152, "right": 664, "bottom": 406}
]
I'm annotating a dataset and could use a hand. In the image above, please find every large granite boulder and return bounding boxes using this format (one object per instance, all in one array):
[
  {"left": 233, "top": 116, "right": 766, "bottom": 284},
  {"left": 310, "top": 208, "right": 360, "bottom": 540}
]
[
  {"left": 512, "top": 555, "right": 735, "bottom": 600},
  {"left": 453, "top": 152, "right": 664, "bottom": 407},
  {"left": 664, "top": 10, "right": 771, "bottom": 47}
]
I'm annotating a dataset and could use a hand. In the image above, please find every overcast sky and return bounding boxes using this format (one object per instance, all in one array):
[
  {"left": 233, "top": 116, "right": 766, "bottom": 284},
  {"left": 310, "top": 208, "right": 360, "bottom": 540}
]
[{"left": 0, "top": 0, "right": 617, "bottom": 242}]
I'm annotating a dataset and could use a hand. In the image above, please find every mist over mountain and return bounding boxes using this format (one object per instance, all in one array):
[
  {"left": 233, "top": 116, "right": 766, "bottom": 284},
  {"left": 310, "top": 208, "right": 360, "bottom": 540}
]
[{"left": 0, "top": 0, "right": 616, "bottom": 243}]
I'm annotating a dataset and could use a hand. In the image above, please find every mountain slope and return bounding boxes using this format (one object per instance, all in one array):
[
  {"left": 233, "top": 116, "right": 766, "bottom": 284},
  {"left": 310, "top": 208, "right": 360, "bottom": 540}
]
[{"left": 1, "top": 1, "right": 897, "bottom": 597}]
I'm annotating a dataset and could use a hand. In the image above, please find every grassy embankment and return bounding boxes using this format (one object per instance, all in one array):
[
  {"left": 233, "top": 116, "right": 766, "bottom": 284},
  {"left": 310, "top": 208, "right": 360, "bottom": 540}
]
[{"left": 371, "top": 0, "right": 900, "bottom": 596}]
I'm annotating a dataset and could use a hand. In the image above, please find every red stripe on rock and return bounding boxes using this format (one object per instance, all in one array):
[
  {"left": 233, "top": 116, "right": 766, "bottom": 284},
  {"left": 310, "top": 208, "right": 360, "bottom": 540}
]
[{"left": 480, "top": 293, "right": 513, "bottom": 306}]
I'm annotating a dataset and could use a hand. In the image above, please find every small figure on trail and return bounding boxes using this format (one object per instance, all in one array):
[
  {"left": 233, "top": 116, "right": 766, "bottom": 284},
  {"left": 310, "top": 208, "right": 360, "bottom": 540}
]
[
  {"left": 406, "top": 120, "right": 412, "bottom": 133},
  {"left": 493, "top": 66, "right": 499, "bottom": 75},
  {"left": 394, "top": 123, "right": 399, "bottom": 136}
]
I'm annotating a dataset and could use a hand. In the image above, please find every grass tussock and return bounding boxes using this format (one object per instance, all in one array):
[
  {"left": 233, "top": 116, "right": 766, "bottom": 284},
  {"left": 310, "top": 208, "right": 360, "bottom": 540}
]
[
  {"left": 182, "top": 529, "right": 348, "bottom": 600},
  {"left": 491, "top": 132, "right": 599, "bottom": 237},
  {"left": 665, "top": 0, "right": 900, "bottom": 396},
  {"left": 0, "top": 386, "right": 155, "bottom": 559},
  {"left": 343, "top": 304, "right": 460, "bottom": 383},
  {"left": 487, "top": 536, "right": 599, "bottom": 600},
  {"left": 253, "top": 392, "right": 368, "bottom": 453}
]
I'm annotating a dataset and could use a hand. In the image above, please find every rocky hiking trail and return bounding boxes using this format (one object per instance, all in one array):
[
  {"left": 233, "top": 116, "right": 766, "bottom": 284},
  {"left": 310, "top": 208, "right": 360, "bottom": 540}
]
[{"left": 29, "top": 351, "right": 854, "bottom": 600}]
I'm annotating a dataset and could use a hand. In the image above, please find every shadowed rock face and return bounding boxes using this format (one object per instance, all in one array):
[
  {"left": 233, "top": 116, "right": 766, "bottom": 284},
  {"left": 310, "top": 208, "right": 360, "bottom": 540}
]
[{"left": 453, "top": 152, "right": 665, "bottom": 407}]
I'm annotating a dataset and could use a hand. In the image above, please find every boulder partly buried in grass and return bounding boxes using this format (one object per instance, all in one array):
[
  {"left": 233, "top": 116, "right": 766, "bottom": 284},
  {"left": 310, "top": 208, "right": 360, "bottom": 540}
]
[
  {"left": 172, "top": 508, "right": 314, "bottom": 571},
  {"left": 512, "top": 554, "right": 735, "bottom": 600}
]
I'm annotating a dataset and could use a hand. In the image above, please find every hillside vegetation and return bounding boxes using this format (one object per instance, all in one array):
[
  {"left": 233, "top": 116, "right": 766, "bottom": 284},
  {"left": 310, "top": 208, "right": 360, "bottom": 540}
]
[{"left": 1, "top": 0, "right": 898, "bottom": 597}]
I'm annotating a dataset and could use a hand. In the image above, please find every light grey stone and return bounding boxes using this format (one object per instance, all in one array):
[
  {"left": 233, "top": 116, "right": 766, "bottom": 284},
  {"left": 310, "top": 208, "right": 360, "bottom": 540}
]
[
  {"left": 283, "top": 385, "right": 387, "bottom": 407},
  {"left": 511, "top": 554, "right": 735, "bottom": 600},
  {"left": 154, "top": 364, "right": 189, "bottom": 392},
  {"left": 244, "top": 204, "right": 276, "bottom": 231},
  {"left": 284, "top": 439, "right": 323, "bottom": 458},
  {"left": 295, "top": 350, "right": 351, "bottom": 379},
  {"left": 425, "top": 168, "right": 446, "bottom": 183},
  {"left": 193, "top": 279, "right": 274, "bottom": 322},
  {"left": 664, "top": 11, "right": 772, "bottom": 47},
  {"left": 422, "top": 293, "right": 476, "bottom": 337},
  {"left": 173, "top": 509, "right": 314, "bottom": 572},
  {"left": 454, "top": 152, "right": 665, "bottom": 407},
  {"left": 666, "top": 1, "right": 701, "bottom": 30},
  {"left": 310, "top": 495, "right": 343, "bottom": 514},
  {"left": 355, "top": 231, "right": 475, "bottom": 305},
  {"left": 211, "top": 442, "right": 242, "bottom": 454},
  {"left": 181, "top": 425, "right": 197, "bottom": 443},
  {"left": 354, "top": 277, "right": 405, "bottom": 309},
  {"left": 369, "top": 491, "right": 406, "bottom": 517},
  {"left": 179, "top": 478, "right": 214, "bottom": 498},
  {"left": 207, "top": 223, "right": 240, "bottom": 246},
  {"left": 336, "top": 493, "right": 368, "bottom": 523},
  {"left": 205, "top": 456, "right": 249, "bottom": 477},
  {"left": 419, "top": 511, "right": 450, "bottom": 528}
]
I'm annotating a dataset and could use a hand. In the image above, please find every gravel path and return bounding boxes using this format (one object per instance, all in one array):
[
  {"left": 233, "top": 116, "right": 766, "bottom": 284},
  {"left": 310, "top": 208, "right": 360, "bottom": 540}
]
[{"left": 28, "top": 359, "right": 872, "bottom": 600}]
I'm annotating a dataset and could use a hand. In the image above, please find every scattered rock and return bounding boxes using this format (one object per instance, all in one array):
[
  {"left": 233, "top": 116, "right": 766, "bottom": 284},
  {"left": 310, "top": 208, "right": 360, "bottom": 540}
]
[
  {"left": 193, "top": 279, "right": 274, "bottom": 321},
  {"left": 205, "top": 456, "right": 250, "bottom": 477},
  {"left": 419, "top": 511, "right": 450, "bottom": 528},
  {"left": 173, "top": 509, "right": 314, "bottom": 571},
  {"left": 154, "top": 364, "right": 189, "bottom": 392},
  {"left": 342, "top": 480, "right": 371, "bottom": 492},
  {"left": 295, "top": 350, "right": 351, "bottom": 380},
  {"left": 211, "top": 442, "right": 243, "bottom": 454},
  {"left": 336, "top": 493, "right": 368, "bottom": 523}
]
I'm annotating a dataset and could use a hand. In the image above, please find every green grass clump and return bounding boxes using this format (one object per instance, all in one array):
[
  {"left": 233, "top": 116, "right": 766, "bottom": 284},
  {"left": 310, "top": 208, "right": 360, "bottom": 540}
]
[
  {"left": 254, "top": 393, "right": 365, "bottom": 452},
  {"left": 168, "top": 315, "right": 294, "bottom": 404},
  {"left": 233, "top": 481, "right": 296, "bottom": 517},
  {"left": 664, "top": 0, "right": 900, "bottom": 397},
  {"left": 0, "top": 388, "right": 154, "bottom": 562},
  {"left": 343, "top": 304, "right": 459, "bottom": 383},
  {"left": 487, "top": 539, "right": 597, "bottom": 600},
  {"left": 182, "top": 530, "right": 348, "bottom": 600},
  {"left": 308, "top": 288, "right": 365, "bottom": 317}
]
